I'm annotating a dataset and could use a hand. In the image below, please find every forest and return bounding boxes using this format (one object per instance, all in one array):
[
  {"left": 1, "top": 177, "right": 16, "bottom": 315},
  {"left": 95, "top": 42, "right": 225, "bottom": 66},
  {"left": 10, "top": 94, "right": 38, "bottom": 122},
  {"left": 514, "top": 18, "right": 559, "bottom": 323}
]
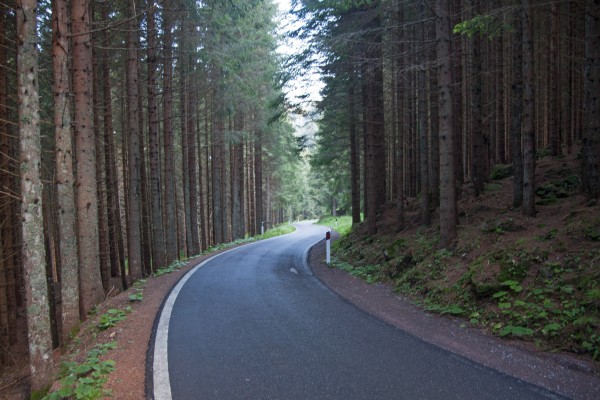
[
  {"left": 302, "top": 0, "right": 599, "bottom": 240},
  {"left": 0, "top": 0, "right": 599, "bottom": 396}
]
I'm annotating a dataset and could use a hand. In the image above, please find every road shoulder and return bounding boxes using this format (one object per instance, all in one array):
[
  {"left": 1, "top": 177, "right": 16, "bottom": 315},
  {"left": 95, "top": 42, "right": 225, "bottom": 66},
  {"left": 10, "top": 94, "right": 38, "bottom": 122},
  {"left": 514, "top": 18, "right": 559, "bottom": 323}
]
[{"left": 307, "top": 236, "right": 600, "bottom": 400}]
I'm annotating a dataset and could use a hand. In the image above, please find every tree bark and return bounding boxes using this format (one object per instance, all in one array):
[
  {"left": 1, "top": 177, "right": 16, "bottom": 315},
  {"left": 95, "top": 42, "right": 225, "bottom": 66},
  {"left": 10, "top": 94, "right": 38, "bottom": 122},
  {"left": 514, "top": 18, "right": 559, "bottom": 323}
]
[
  {"left": 126, "top": 0, "right": 143, "bottom": 280},
  {"left": 254, "top": 126, "right": 263, "bottom": 236},
  {"left": 179, "top": 29, "right": 192, "bottom": 256},
  {"left": 138, "top": 69, "right": 152, "bottom": 276},
  {"left": 436, "top": 0, "right": 457, "bottom": 247},
  {"left": 100, "top": 4, "right": 125, "bottom": 287},
  {"left": 16, "top": 0, "right": 54, "bottom": 389},
  {"left": 212, "top": 80, "right": 224, "bottom": 244},
  {"left": 0, "top": 3, "right": 9, "bottom": 365},
  {"left": 0, "top": 4, "right": 14, "bottom": 360},
  {"left": 198, "top": 100, "right": 208, "bottom": 250},
  {"left": 418, "top": 0, "right": 430, "bottom": 225},
  {"left": 511, "top": 6, "right": 524, "bottom": 209},
  {"left": 231, "top": 109, "right": 245, "bottom": 240},
  {"left": 468, "top": 0, "right": 484, "bottom": 196},
  {"left": 349, "top": 78, "right": 361, "bottom": 225},
  {"left": 91, "top": 11, "right": 110, "bottom": 293},
  {"left": 187, "top": 68, "right": 201, "bottom": 254},
  {"left": 72, "top": 0, "right": 104, "bottom": 314},
  {"left": 146, "top": 1, "right": 166, "bottom": 268},
  {"left": 522, "top": 0, "right": 536, "bottom": 217},
  {"left": 5, "top": 9, "right": 21, "bottom": 352},
  {"left": 52, "top": 0, "right": 79, "bottom": 343},
  {"left": 549, "top": 0, "right": 561, "bottom": 156},
  {"left": 365, "top": 13, "right": 386, "bottom": 236},
  {"left": 582, "top": 0, "right": 600, "bottom": 198},
  {"left": 163, "top": 6, "right": 178, "bottom": 261}
]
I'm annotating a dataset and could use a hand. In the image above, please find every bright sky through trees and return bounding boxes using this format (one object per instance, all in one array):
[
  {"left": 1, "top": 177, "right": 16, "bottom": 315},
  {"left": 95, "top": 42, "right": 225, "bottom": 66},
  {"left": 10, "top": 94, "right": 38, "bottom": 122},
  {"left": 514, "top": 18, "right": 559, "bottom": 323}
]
[{"left": 274, "top": 0, "right": 323, "bottom": 108}]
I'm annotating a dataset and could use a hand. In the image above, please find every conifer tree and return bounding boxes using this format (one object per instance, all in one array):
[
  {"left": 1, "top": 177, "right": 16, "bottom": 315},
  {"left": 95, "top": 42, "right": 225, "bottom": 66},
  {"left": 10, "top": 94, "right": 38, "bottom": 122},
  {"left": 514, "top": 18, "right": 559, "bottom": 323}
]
[{"left": 16, "top": 0, "right": 53, "bottom": 389}]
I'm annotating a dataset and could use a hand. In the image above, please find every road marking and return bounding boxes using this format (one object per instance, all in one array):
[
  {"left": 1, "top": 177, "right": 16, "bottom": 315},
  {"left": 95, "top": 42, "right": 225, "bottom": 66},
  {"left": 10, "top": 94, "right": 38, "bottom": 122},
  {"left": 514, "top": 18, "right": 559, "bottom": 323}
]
[{"left": 152, "top": 227, "right": 302, "bottom": 399}]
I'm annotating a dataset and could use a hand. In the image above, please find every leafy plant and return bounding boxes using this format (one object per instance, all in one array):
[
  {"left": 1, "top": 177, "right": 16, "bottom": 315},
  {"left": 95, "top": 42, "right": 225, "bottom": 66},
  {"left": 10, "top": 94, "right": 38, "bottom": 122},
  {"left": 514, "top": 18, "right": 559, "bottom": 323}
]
[
  {"left": 426, "top": 304, "right": 466, "bottom": 316},
  {"left": 154, "top": 259, "right": 188, "bottom": 277},
  {"left": 129, "top": 289, "right": 143, "bottom": 302},
  {"left": 97, "top": 308, "right": 128, "bottom": 331},
  {"left": 44, "top": 342, "right": 117, "bottom": 400},
  {"left": 500, "top": 325, "right": 534, "bottom": 337}
]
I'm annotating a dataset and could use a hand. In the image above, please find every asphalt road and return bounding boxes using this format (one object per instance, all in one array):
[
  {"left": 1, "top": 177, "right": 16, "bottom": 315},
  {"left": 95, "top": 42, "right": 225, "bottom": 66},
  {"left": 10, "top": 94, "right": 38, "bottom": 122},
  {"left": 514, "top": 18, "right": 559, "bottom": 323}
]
[{"left": 152, "top": 222, "right": 563, "bottom": 400}]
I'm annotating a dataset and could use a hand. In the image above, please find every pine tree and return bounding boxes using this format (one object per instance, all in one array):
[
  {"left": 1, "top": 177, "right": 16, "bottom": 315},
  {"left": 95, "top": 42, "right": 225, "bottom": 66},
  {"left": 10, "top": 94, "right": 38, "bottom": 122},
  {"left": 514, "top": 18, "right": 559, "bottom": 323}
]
[
  {"left": 16, "top": 0, "right": 54, "bottom": 389},
  {"left": 582, "top": 0, "right": 600, "bottom": 198},
  {"left": 52, "top": 0, "right": 79, "bottom": 341},
  {"left": 126, "top": 0, "right": 143, "bottom": 280},
  {"left": 521, "top": 0, "right": 536, "bottom": 217},
  {"left": 72, "top": 0, "right": 104, "bottom": 314},
  {"left": 436, "top": 0, "right": 457, "bottom": 247},
  {"left": 146, "top": 0, "right": 167, "bottom": 268}
]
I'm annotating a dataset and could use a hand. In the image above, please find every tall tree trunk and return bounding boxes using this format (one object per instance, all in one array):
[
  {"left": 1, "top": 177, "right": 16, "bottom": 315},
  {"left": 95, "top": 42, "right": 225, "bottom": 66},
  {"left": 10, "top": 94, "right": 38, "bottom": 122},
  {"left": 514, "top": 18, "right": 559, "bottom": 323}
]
[
  {"left": 349, "top": 79, "right": 361, "bottom": 225},
  {"left": 53, "top": 0, "right": 79, "bottom": 342},
  {"left": 429, "top": 18, "right": 440, "bottom": 208},
  {"left": 198, "top": 100, "right": 208, "bottom": 250},
  {"left": 187, "top": 90, "right": 200, "bottom": 255},
  {"left": 549, "top": 0, "right": 561, "bottom": 156},
  {"left": 469, "top": 0, "right": 484, "bottom": 196},
  {"left": 100, "top": 4, "right": 124, "bottom": 286},
  {"left": 0, "top": 4, "right": 18, "bottom": 352},
  {"left": 180, "top": 34, "right": 192, "bottom": 256},
  {"left": 187, "top": 69, "right": 200, "bottom": 254},
  {"left": 365, "top": 13, "right": 386, "bottom": 236},
  {"left": 248, "top": 131, "right": 256, "bottom": 236},
  {"left": 254, "top": 127, "right": 263, "bottom": 235},
  {"left": 163, "top": 6, "right": 178, "bottom": 261},
  {"left": 582, "top": 0, "right": 600, "bottom": 198},
  {"left": 436, "top": 0, "right": 457, "bottom": 247},
  {"left": 138, "top": 72, "right": 152, "bottom": 276},
  {"left": 126, "top": 0, "right": 142, "bottom": 281},
  {"left": 231, "top": 109, "right": 245, "bottom": 240},
  {"left": 72, "top": 0, "right": 104, "bottom": 314},
  {"left": 91, "top": 16, "right": 110, "bottom": 293},
  {"left": 0, "top": 3, "right": 10, "bottom": 361},
  {"left": 212, "top": 83, "right": 224, "bottom": 244},
  {"left": 512, "top": 6, "right": 524, "bottom": 209},
  {"left": 16, "top": 0, "right": 54, "bottom": 389},
  {"left": 418, "top": 0, "right": 430, "bottom": 225},
  {"left": 206, "top": 109, "right": 214, "bottom": 245},
  {"left": 522, "top": 0, "right": 536, "bottom": 217},
  {"left": 146, "top": 2, "right": 166, "bottom": 268}
]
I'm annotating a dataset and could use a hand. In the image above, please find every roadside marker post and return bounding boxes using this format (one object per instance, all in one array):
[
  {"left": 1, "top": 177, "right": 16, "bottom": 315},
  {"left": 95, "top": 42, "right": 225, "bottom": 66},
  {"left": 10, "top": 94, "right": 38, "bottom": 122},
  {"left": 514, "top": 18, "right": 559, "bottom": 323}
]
[{"left": 326, "top": 231, "right": 331, "bottom": 264}]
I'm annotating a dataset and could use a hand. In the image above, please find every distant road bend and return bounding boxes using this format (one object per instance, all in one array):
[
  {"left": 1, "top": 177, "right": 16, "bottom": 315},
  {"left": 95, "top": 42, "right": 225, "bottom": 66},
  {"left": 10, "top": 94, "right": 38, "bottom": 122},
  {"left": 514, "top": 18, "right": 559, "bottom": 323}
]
[{"left": 151, "top": 222, "right": 563, "bottom": 400}]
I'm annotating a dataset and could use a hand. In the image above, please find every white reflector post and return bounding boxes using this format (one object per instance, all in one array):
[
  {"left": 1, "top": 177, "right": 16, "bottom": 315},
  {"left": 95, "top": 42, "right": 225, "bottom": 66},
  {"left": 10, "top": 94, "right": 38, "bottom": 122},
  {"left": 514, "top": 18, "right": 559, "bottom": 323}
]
[{"left": 326, "top": 231, "right": 331, "bottom": 264}]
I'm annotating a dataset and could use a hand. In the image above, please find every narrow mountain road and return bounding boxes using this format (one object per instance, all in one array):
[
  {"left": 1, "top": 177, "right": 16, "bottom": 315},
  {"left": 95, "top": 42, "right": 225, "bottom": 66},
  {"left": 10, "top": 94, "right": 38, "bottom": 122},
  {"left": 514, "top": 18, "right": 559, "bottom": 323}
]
[{"left": 151, "top": 222, "right": 562, "bottom": 400}]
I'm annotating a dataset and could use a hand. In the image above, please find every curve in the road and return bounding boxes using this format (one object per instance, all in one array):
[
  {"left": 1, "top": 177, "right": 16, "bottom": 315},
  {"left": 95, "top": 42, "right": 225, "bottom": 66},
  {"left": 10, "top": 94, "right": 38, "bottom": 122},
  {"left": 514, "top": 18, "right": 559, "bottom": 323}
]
[
  {"left": 150, "top": 222, "right": 564, "bottom": 400},
  {"left": 151, "top": 225, "right": 315, "bottom": 400}
]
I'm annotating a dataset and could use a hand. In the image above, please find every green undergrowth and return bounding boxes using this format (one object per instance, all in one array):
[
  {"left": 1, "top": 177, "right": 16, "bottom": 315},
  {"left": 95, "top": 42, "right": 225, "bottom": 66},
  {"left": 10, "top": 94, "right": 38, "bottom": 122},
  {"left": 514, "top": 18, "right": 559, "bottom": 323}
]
[
  {"left": 330, "top": 215, "right": 600, "bottom": 362},
  {"left": 316, "top": 215, "right": 354, "bottom": 237},
  {"left": 43, "top": 342, "right": 117, "bottom": 400}
]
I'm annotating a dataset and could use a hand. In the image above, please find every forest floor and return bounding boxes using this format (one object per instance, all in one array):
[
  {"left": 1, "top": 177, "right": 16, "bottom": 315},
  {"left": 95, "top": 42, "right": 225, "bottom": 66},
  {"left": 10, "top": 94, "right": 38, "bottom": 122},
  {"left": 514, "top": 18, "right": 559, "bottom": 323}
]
[{"left": 2, "top": 151, "right": 600, "bottom": 399}]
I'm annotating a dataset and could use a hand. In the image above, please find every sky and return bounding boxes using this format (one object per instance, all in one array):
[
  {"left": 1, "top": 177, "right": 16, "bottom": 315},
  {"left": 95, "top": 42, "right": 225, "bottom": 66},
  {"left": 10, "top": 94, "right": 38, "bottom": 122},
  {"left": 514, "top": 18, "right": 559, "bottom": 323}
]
[{"left": 273, "top": 0, "right": 324, "bottom": 110}]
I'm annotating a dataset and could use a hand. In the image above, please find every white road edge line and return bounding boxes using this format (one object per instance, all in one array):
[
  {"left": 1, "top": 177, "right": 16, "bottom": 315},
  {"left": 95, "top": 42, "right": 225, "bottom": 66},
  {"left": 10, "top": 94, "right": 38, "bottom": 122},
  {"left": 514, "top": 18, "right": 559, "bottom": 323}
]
[{"left": 152, "top": 226, "right": 303, "bottom": 400}]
